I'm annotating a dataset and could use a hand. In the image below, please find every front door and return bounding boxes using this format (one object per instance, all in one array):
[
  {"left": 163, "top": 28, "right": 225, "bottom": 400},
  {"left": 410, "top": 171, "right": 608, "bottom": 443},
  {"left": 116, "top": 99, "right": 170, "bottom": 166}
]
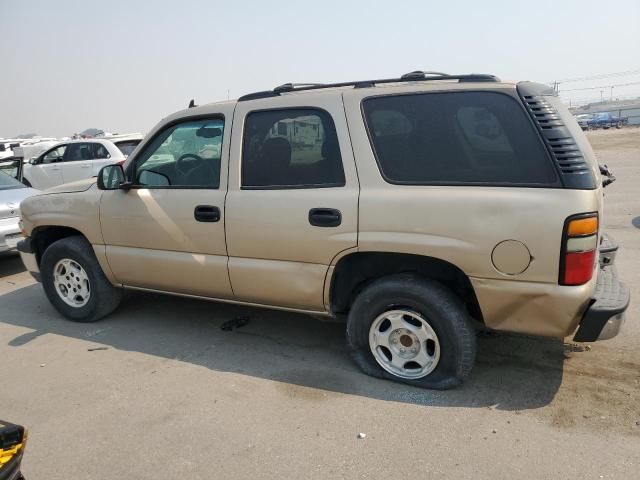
[
  {"left": 100, "top": 113, "right": 232, "bottom": 298},
  {"left": 27, "top": 145, "right": 66, "bottom": 189},
  {"left": 225, "top": 96, "right": 359, "bottom": 311}
]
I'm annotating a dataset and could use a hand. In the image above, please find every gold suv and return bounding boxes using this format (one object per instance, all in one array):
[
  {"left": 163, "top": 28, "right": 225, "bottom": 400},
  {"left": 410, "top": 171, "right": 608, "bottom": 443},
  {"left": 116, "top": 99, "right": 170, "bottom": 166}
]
[{"left": 17, "top": 71, "right": 630, "bottom": 389}]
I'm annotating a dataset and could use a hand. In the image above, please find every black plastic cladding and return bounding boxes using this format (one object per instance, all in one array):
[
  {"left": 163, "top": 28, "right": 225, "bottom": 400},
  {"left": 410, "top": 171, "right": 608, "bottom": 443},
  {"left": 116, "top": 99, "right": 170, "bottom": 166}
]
[{"left": 517, "top": 82, "right": 596, "bottom": 190}]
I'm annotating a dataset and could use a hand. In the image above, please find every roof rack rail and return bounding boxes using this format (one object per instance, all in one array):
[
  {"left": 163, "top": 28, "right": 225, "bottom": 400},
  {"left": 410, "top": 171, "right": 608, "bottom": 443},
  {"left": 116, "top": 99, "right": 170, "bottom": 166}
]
[
  {"left": 238, "top": 71, "right": 500, "bottom": 101},
  {"left": 274, "top": 83, "right": 326, "bottom": 93}
]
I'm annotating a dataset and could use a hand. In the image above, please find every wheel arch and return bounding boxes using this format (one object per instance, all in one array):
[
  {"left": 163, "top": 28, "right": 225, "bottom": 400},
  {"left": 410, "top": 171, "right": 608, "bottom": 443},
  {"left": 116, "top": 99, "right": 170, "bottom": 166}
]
[
  {"left": 329, "top": 251, "right": 484, "bottom": 324},
  {"left": 31, "top": 225, "right": 89, "bottom": 266}
]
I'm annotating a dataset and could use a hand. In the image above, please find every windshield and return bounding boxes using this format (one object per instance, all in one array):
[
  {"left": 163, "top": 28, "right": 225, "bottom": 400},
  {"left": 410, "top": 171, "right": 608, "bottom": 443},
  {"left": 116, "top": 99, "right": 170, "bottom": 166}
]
[
  {"left": 115, "top": 140, "right": 141, "bottom": 156},
  {"left": 0, "top": 168, "right": 25, "bottom": 190}
]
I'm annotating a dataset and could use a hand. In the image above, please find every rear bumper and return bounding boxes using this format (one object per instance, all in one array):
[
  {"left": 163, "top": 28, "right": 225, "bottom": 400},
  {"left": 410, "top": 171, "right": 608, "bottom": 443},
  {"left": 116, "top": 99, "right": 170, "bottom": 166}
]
[
  {"left": 573, "top": 264, "right": 630, "bottom": 342},
  {"left": 16, "top": 237, "right": 40, "bottom": 282}
]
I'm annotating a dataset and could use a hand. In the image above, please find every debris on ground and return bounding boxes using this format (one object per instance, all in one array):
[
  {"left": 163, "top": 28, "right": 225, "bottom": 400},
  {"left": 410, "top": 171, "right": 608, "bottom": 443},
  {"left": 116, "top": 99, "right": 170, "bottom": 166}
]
[
  {"left": 564, "top": 343, "right": 591, "bottom": 353},
  {"left": 357, "top": 433, "right": 366, "bottom": 439},
  {"left": 220, "top": 316, "right": 250, "bottom": 331},
  {"left": 87, "top": 346, "right": 109, "bottom": 352},
  {"left": 39, "top": 363, "right": 46, "bottom": 367}
]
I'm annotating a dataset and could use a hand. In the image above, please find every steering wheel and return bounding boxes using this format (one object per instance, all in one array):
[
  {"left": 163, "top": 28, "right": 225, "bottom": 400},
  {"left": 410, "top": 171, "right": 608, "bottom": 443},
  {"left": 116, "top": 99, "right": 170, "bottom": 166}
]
[{"left": 176, "top": 153, "right": 205, "bottom": 176}]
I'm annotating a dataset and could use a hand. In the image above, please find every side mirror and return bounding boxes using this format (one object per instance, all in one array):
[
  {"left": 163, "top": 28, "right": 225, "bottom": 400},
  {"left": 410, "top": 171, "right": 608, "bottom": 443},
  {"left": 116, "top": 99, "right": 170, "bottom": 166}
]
[
  {"left": 97, "top": 164, "right": 128, "bottom": 190},
  {"left": 29, "top": 157, "right": 38, "bottom": 165}
]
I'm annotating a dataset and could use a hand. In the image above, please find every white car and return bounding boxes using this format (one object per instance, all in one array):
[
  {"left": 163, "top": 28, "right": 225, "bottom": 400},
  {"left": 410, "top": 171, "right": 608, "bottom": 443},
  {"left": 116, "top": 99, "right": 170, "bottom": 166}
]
[
  {"left": 0, "top": 170, "right": 38, "bottom": 253},
  {"left": 22, "top": 137, "right": 142, "bottom": 190}
]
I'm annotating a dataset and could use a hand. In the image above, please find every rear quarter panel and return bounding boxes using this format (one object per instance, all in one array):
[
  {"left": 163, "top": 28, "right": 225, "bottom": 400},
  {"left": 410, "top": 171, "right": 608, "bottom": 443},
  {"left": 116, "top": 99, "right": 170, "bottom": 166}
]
[{"left": 342, "top": 83, "right": 603, "bottom": 337}]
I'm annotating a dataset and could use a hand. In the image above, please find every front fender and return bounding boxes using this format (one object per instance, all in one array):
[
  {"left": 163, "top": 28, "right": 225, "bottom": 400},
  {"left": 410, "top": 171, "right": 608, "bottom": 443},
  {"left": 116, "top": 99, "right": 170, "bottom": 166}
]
[{"left": 20, "top": 186, "right": 104, "bottom": 244}]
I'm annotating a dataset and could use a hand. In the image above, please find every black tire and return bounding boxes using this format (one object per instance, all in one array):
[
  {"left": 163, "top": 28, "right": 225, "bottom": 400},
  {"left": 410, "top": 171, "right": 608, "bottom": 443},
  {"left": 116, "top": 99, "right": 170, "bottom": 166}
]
[
  {"left": 40, "top": 236, "right": 122, "bottom": 322},
  {"left": 346, "top": 274, "right": 476, "bottom": 390}
]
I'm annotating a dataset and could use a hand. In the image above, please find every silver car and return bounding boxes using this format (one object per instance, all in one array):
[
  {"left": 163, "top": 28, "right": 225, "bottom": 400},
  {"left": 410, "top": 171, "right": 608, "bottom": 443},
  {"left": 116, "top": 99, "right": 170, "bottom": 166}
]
[{"left": 0, "top": 171, "right": 38, "bottom": 253}]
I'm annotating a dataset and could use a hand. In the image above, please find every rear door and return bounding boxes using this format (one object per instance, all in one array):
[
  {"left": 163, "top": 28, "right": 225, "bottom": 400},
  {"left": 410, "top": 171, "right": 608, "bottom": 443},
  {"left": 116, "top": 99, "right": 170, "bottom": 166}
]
[
  {"left": 225, "top": 93, "right": 359, "bottom": 311},
  {"left": 89, "top": 142, "right": 118, "bottom": 177},
  {"left": 61, "top": 142, "right": 96, "bottom": 183}
]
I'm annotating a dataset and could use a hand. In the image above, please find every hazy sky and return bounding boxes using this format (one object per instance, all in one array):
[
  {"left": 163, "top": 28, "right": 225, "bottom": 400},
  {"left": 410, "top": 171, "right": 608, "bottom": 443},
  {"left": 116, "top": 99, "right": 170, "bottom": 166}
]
[{"left": 1, "top": 0, "right": 638, "bottom": 137}]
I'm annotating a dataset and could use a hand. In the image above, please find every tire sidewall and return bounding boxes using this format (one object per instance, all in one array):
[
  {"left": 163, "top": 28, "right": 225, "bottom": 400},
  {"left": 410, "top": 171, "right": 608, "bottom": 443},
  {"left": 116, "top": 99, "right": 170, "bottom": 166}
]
[
  {"left": 347, "top": 276, "right": 474, "bottom": 389},
  {"left": 41, "top": 238, "right": 103, "bottom": 321}
]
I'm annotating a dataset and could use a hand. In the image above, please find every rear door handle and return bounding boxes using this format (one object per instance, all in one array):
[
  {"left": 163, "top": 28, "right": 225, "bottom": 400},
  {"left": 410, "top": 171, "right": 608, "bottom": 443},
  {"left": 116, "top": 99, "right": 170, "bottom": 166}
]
[
  {"left": 80, "top": 163, "right": 91, "bottom": 168},
  {"left": 194, "top": 205, "right": 220, "bottom": 222},
  {"left": 309, "top": 208, "right": 342, "bottom": 227}
]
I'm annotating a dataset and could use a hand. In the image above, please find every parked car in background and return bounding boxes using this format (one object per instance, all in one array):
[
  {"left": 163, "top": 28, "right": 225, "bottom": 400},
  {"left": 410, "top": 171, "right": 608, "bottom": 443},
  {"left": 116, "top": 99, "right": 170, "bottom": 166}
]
[
  {"left": 0, "top": 140, "right": 21, "bottom": 160},
  {"left": 104, "top": 134, "right": 144, "bottom": 158},
  {"left": 575, "top": 114, "right": 594, "bottom": 130},
  {"left": 0, "top": 170, "right": 38, "bottom": 254},
  {"left": 591, "top": 112, "right": 628, "bottom": 129},
  {"left": 22, "top": 137, "right": 142, "bottom": 190}
]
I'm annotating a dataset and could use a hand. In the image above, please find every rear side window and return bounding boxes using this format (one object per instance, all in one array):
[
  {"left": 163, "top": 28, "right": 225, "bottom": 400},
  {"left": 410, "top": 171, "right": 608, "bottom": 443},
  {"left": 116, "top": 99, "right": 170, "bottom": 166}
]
[
  {"left": 363, "top": 92, "right": 558, "bottom": 186},
  {"left": 115, "top": 140, "right": 141, "bottom": 156},
  {"left": 242, "top": 108, "right": 345, "bottom": 189},
  {"left": 91, "top": 143, "right": 111, "bottom": 159}
]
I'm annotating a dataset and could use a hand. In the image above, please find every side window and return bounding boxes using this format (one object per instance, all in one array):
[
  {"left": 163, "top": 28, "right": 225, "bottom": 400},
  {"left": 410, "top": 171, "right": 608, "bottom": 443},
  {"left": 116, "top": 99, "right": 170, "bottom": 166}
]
[
  {"left": 363, "top": 92, "right": 558, "bottom": 186},
  {"left": 63, "top": 143, "right": 94, "bottom": 162},
  {"left": 42, "top": 145, "right": 67, "bottom": 164},
  {"left": 242, "top": 109, "right": 345, "bottom": 189},
  {"left": 115, "top": 140, "right": 140, "bottom": 157},
  {"left": 133, "top": 118, "right": 224, "bottom": 188},
  {"left": 456, "top": 107, "right": 513, "bottom": 153},
  {"left": 91, "top": 143, "right": 111, "bottom": 160}
]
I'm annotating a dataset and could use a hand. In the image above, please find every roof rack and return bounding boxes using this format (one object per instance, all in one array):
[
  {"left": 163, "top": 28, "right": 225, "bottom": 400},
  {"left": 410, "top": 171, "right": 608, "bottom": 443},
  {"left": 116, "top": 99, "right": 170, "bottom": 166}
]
[{"left": 238, "top": 71, "right": 500, "bottom": 101}]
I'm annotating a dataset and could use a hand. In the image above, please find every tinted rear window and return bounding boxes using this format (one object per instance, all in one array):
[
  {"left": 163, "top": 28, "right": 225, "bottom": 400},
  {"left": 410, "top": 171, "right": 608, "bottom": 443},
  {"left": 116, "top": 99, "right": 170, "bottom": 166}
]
[{"left": 363, "top": 92, "right": 558, "bottom": 186}]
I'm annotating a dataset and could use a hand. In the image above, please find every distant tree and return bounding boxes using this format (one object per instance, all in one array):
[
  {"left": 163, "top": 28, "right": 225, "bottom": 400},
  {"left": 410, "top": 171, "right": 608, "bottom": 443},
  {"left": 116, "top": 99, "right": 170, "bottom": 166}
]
[{"left": 15, "top": 133, "right": 38, "bottom": 139}]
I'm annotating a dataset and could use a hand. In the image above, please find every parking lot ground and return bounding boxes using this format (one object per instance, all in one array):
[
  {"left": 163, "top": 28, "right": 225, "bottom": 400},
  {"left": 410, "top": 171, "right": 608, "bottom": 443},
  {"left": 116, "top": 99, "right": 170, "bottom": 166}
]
[{"left": 1, "top": 128, "right": 639, "bottom": 479}]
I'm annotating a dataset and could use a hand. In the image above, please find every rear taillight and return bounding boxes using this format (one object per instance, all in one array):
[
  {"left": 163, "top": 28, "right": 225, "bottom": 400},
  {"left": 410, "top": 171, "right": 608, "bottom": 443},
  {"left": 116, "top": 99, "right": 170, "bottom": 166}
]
[{"left": 560, "top": 214, "right": 598, "bottom": 286}]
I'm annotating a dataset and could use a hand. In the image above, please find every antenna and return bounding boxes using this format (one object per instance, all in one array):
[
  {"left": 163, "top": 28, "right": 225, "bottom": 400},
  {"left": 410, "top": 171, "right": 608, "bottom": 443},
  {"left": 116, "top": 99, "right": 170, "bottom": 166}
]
[{"left": 188, "top": 99, "right": 196, "bottom": 108}]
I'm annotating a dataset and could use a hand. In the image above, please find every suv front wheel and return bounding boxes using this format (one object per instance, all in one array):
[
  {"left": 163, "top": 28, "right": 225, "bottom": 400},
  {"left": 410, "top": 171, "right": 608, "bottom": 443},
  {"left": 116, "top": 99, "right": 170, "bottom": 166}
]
[
  {"left": 41, "top": 236, "right": 122, "bottom": 322},
  {"left": 346, "top": 274, "right": 476, "bottom": 389}
]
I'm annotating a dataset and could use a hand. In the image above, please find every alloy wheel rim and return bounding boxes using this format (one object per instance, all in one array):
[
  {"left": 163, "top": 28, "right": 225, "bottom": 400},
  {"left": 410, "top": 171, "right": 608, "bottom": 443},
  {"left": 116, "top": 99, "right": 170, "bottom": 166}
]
[
  {"left": 53, "top": 258, "right": 91, "bottom": 308},
  {"left": 369, "top": 309, "right": 441, "bottom": 379}
]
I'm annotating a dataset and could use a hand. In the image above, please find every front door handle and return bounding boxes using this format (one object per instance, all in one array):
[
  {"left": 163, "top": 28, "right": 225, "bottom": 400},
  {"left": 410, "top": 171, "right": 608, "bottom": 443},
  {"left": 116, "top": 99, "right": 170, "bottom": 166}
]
[
  {"left": 194, "top": 205, "right": 220, "bottom": 222},
  {"left": 309, "top": 208, "right": 342, "bottom": 227}
]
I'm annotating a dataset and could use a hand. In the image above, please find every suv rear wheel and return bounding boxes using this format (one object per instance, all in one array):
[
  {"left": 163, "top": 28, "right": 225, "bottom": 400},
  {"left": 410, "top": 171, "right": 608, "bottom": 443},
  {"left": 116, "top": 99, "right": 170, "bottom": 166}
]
[
  {"left": 346, "top": 274, "right": 476, "bottom": 389},
  {"left": 41, "top": 236, "right": 122, "bottom": 322}
]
